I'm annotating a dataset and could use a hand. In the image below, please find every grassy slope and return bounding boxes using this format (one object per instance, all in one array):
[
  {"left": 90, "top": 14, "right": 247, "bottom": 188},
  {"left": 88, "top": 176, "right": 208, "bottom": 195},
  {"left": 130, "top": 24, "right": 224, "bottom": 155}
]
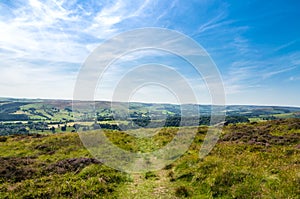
[{"left": 0, "top": 119, "right": 299, "bottom": 198}]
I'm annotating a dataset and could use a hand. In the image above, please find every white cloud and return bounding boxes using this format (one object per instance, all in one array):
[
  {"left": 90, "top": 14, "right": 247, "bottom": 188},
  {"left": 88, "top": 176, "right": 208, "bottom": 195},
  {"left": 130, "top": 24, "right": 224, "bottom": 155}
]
[
  {"left": 0, "top": 0, "right": 153, "bottom": 99},
  {"left": 223, "top": 53, "right": 300, "bottom": 95},
  {"left": 85, "top": 0, "right": 152, "bottom": 39},
  {"left": 0, "top": 62, "right": 76, "bottom": 99},
  {"left": 197, "top": 12, "right": 228, "bottom": 33},
  {"left": 262, "top": 66, "right": 296, "bottom": 79},
  {"left": 274, "top": 40, "right": 298, "bottom": 52}
]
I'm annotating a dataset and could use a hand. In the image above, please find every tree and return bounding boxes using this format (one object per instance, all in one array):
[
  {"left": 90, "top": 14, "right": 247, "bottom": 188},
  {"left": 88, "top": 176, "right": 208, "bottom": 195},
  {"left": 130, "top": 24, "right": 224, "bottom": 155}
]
[{"left": 61, "top": 125, "right": 67, "bottom": 131}]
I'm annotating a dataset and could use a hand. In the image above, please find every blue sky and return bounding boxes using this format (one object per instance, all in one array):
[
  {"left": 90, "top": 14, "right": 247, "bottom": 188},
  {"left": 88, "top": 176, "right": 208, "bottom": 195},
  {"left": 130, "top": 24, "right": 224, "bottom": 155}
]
[{"left": 0, "top": 0, "right": 299, "bottom": 106}]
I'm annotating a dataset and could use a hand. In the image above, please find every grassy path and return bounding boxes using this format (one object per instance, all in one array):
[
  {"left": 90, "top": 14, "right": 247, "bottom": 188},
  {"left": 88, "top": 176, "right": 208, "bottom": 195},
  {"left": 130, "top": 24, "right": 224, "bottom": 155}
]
[{"left": 117, "top": 170, "right": 177, "bottom": 199}]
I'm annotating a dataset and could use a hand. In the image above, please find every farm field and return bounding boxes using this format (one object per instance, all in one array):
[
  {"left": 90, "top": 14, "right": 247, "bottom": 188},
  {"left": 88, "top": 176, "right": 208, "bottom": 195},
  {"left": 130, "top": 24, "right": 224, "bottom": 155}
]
[
  {"left": 1, "top": 98, "right": 300, "bottom": 135},
  {"left": 2, "top": 0, "right": 300, "bottom": 198}
]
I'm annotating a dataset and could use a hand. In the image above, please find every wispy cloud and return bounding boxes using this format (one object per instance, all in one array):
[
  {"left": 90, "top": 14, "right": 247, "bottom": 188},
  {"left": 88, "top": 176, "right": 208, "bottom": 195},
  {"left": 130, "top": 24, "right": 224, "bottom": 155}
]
[
  {"left": 85, "top": 0, "right": 152, "bottom": 39},
  {"left": 289, "top": 76, "right": 300, "bottom": 81},
  {"left": 223, "top": 53, "right": 300, "bottom": 94},
  {"left": 262, "top": 66, "right": 296, "bottom": 79},
  {"left": 1, "top": 0, "right": 300, "bottom": 106},
  {"left": 197, "top": 12, "right": 229, "bottom": 34},
  {"left": 274, "top": 40, "right": 298, "bottom": 52},
  {"left": 0, "top": 0, "right": 153, "bottom": 99}
]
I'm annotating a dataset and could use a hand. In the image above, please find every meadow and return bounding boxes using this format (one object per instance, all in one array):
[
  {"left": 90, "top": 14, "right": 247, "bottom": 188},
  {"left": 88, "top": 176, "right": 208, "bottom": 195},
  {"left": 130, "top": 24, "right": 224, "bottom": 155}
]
[{"left": 0, "top": 119, "right": 299, "bottom": 198}]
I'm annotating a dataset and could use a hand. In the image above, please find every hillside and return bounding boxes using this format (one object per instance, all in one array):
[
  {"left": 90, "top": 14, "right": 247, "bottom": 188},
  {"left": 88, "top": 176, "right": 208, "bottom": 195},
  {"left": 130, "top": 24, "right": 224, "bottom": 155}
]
[
  {"left": 0, "top": 119, "right": 299, "bottom": 198},
  {"left": 1, "top": 98, "right": 300, "bottom": 137}
]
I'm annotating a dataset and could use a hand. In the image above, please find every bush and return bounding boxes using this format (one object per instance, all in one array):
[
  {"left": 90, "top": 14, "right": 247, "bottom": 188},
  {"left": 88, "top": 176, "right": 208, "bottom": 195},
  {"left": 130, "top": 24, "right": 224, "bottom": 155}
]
[
  {"left": 144, "top": 171, "right": 157, "bottom": 179},
  {"left": 175, "top": 186, "right": 190, "bottom": 197},
  {"left": 0, "top": 136, "right": 7, "bottom": 142},
  {"left": 164, "top": 164, "right": 173, "bottom": 170}
]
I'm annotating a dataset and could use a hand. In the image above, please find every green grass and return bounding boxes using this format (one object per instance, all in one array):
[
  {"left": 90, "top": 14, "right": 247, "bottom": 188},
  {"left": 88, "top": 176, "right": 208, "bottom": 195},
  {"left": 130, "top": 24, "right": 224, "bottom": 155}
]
[
  {"left": 0, "top": 119, "right": 299, "bottom": 198},
  {"left": 20, "top": 103, "right": 76, "bottom": 122},
  {"left": 248, "top": 117, "right": 266, "bottom": 122},
  {"left": 273, "top": 113, "right": 295, "bottom": 118}
]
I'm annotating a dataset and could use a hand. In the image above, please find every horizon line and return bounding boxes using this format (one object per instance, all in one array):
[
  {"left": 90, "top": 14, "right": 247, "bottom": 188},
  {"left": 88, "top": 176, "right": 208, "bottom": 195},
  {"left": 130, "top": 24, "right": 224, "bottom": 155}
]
[{"left": 1, "top": 96, "right": 300, "bottom": 108}]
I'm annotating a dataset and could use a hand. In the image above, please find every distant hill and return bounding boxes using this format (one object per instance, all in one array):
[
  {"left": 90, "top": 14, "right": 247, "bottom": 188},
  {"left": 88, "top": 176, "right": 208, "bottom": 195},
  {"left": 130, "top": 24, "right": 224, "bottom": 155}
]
[
  {"left": 0, "top": 97, "right": 300, "bottom": 136},
  {"left": 0, "top": 97, "right": 299, "bottom": 121}
]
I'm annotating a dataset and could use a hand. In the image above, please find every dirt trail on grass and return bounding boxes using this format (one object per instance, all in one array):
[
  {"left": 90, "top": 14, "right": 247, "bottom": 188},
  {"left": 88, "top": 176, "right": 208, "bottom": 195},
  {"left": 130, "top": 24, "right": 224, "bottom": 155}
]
[{"left": 120, "top": 170, "right": 176, "bottom": 199}]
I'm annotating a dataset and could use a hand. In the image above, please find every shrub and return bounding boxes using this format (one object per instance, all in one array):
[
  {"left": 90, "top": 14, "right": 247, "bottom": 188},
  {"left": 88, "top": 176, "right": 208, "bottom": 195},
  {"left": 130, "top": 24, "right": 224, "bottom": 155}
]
[
  {"left": 175, "top": 186, "right": 190, "bottom": 197},
  {"left": 144, "top": 171, "right": 157, "bottom": 179},
  {"left": 164, "top": 164, "right": 173, "bottom": 170},
  {"left": 0, "top": 136, "right": 7, "bottom": 142}
]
